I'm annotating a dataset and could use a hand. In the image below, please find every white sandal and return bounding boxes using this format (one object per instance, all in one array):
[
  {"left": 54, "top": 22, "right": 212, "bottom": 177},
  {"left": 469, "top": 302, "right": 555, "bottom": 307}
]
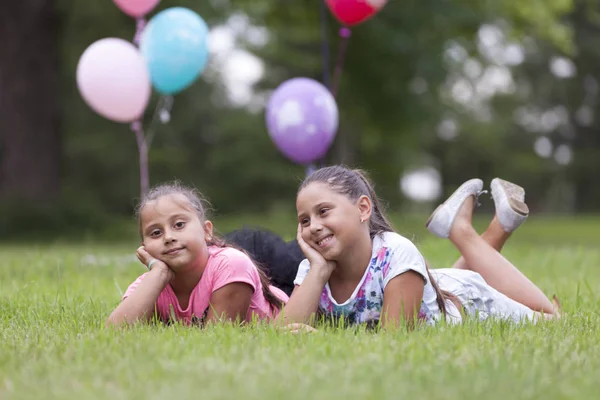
[
  {"left": 426, "top": 179, "right": 484, "bottom": 238},
  {"left": 490, "top": 178, "right": 529, "bottom": 233}
]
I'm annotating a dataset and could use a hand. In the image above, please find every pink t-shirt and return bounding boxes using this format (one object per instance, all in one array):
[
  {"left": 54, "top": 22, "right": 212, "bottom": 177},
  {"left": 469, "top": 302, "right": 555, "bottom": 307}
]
[{"left": 123, "top": 246, "right": 289, "bottom": 325}]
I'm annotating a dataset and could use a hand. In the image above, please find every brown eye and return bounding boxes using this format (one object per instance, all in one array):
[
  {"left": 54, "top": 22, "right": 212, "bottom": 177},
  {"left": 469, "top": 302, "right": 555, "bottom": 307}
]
[
  {"left": 150, "top": 230, "right": 161, "bottom": 238},
  {"left": 300, "top": 218, "right": 310, "bottom": 226},
  {"left": 319, "top": 208, "right": 329, "bottom": 215},
  {"left": 174, "top": 221, "right": 185, "bottom": 229}
]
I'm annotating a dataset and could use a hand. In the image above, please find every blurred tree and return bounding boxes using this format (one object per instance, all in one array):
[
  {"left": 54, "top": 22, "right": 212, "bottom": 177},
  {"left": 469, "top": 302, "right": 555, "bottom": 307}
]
[
  {"left": 5, "top": 0, "right": 599, "bottom": 240},
  {"left": 239, "top": 0, "right": 576, "bottom": 205},
  {"left": 0, "top": 1, "right": 61, "bottom": 201}
]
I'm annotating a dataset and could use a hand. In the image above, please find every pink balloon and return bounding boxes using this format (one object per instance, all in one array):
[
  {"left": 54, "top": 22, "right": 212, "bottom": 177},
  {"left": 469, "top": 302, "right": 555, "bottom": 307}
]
[
  {"left": 113, "top": 0, "right": 160, "bottom": 18},
  {"left": 76, "top": 38, "right": 151, "bottom": 123}
]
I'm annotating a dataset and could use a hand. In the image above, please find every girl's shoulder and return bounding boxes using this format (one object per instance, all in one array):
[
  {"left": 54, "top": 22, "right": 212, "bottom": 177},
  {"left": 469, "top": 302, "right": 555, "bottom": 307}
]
[
  {"left": 206, "top": 245, "right": 257, "bottom": 273},
  {"left": 204, "top": 246, "right": 261, "bottom": 288},
  {"left": 208, "top": 245, "right": 251, "bottom": 261},
  {"left": 374, "top": 232, "right": 426, "bottom": 270},
  {"left": 375, "top": 231, "right": 418, "bottom": 253}
]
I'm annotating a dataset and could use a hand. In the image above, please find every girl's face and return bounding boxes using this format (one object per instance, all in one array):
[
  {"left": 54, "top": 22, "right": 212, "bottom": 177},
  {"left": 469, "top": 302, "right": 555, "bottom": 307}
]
[
  {"left": 140, "top": 194, "right": 213, "bottom": 272},
  {"left": 296, "top": 183, "right": 371, "bottom": 261}
]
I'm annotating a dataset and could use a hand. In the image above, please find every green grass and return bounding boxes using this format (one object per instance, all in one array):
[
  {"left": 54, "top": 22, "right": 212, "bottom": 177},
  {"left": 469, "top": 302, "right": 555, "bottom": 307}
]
[{"left": 1, "top": 216, "right": 599, "bottom": 399}]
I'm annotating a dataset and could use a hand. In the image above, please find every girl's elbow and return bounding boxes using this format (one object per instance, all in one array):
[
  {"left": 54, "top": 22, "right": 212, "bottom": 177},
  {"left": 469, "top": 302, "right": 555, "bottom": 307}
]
[
  {"left": 105, "top": 316, "right": 119, "bottom": 328},
  {"left": 105, "top": 314, "right": 121, "bottom": 328},
  {"left": 105, "top": 311, "right": 131, "bottom": 328}
]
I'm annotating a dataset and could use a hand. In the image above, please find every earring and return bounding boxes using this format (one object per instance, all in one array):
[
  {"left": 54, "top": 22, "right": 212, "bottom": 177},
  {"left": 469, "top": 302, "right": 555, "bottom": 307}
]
[{"left": 360, "top": 217, "right": 364, "bottom": 223}]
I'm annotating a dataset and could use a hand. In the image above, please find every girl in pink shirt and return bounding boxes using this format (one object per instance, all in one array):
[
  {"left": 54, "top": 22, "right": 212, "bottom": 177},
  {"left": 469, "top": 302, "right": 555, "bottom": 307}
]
[{"left": 106, "top": 182, "right": 289, "bottom": 327}]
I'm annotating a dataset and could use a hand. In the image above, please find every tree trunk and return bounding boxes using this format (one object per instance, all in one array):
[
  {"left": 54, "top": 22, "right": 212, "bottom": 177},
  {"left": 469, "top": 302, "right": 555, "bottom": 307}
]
[{"left": 0, "top": 0, "right": 60, "bottom": 201}]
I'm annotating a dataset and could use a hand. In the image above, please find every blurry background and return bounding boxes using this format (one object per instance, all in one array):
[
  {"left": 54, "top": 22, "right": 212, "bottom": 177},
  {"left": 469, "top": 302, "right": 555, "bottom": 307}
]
[{"left": 1, "top": 0, "right": 598, "bottom": 242}]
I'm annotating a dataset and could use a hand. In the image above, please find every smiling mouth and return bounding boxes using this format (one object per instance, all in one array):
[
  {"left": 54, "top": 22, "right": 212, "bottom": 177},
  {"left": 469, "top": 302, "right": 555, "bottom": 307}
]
[
  {"left": 163, "top": 247, "right": 185, "bottom": 256},
  {"left": 316, "top": 235, "right": 333, "bottom": 247}
]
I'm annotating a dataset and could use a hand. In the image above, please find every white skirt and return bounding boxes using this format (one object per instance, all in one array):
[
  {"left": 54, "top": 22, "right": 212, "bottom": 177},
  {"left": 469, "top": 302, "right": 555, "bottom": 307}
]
[{"left": 430, "top": 268, "right": 537, "bottom": 324}]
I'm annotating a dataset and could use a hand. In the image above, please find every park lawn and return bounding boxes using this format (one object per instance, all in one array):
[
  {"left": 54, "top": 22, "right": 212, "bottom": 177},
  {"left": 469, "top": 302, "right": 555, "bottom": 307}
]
[{"left": 0, "top": 215, "right": 599, "bottom": 400}]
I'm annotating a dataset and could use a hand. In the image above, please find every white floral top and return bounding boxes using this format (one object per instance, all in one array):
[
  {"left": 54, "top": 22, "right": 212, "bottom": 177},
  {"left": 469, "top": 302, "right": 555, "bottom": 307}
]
[{"left": 294, "top": 232, "right": 450, "bottom": 326}]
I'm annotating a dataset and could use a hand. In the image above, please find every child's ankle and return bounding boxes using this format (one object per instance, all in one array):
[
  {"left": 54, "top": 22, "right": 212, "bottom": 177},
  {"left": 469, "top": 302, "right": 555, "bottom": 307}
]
[{"left": 449, "top": 218, "right": 476, "bottom": 242}]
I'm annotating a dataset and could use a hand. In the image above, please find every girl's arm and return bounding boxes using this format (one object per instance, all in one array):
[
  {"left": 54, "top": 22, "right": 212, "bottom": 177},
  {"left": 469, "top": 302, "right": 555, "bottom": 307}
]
[
  {"left": 381, "top": 271, "right": 425, "bottom": 329},
  {"left": 274, "top": 268, "right": 330, "bottom": 326},
  {"left": 106, "top": 248, "right": 174, "bottom": 327},
  {"left": 203, "top": 282, "right": 254, "bottom": 324},
  {"left": 106, "top": 263, "right": 173, "bottom": 327},
  {"left": 275, "top": 224, "right": 336, "bottom": 326},
  {"left": 201, "top": 250, "right": 272, "bottom": 324}
]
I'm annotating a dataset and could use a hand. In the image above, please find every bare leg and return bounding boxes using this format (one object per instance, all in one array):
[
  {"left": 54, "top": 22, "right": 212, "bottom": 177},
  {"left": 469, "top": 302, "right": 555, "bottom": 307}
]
[
  {"left": 451, "top": 216, "right": 510, "bottom": 270},
  {"left": 449, "top": 197, "right": 557, "bottom": 315}
]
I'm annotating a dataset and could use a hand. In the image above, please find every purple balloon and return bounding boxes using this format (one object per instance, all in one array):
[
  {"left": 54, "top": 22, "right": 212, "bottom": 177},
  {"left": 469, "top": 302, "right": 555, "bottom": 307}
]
[{"left": 266, "top": 77, "right": 339, "bottom": 164}]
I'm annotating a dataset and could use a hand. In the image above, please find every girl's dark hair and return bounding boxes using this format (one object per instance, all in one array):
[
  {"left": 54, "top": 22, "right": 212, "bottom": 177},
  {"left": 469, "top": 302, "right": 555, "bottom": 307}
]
[
  {"left": 224, "top": 227, "right": 301, "bottom": 297},
  {"left": 135, "top": 181, "right": 284, "bottom": 311},
  {"left": 299, "top": 165, "right": 458, "bottom": 317}
]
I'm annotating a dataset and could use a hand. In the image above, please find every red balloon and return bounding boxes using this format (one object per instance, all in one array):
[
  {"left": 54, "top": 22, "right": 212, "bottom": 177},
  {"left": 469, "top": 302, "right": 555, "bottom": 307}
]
[{"left": 325, "top": 0, "right": 387, "bottom": 26}]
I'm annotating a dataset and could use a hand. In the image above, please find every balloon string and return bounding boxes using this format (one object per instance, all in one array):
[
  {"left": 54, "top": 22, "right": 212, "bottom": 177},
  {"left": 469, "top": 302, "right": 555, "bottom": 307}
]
[
  {"left": 313, "top": 0, "right": 334, "bottom": 175},
  {"left": 331, "top": 27, "right": 351, "bottom": 97},
  {"left": 319, "top": 0, "right": 332, "bottom": 90},
  {"left": 313, "top": 23, "right": 350, "bottom": 174},
  {"left": 133, "top": 17, "right": 146, "bottom": 47},
  {"left": 132, "top": 121, "right": 150, "bottom": 198},
  {"left": 143, "top": 97, "right": 163, "bottom": 149},
  {"left": 145, "top": 95, "right": 174, "bottom": 147},
  {"left": 130, "top": 17, "right": 149, "bottom": 198}
]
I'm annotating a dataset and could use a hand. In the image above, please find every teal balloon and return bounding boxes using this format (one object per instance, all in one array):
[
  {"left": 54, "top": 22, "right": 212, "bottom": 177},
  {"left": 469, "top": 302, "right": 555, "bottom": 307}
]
[{"left": 141, "top": 7, "right": 209, "bottom": 94}]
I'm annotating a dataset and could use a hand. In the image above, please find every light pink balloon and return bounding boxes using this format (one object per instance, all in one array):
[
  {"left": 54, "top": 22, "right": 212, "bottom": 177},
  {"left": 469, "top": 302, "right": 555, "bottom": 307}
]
[
  {"left": 113, "top": 0, "right": 160, "bottom": 18},
  {"left": 76, "top": 38, "right": 151, "bottom": 123}
]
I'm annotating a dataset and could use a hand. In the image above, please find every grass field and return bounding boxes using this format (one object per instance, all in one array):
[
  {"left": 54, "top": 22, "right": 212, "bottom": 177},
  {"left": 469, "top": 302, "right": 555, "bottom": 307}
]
[{"left": 1, "top": 215, "right": 599, "bottom": 399}]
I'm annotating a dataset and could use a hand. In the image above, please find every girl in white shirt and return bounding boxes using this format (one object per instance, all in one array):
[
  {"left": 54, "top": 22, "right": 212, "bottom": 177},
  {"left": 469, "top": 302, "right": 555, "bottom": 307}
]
[{"left": 277, "top": 165, "right": 560, "bottom": 330}]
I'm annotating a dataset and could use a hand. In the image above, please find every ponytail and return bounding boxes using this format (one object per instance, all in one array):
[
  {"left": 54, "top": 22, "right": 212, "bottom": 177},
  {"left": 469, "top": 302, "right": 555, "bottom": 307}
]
[{"left": 354, "top": 169, "right": 396, "bottom": 239}]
